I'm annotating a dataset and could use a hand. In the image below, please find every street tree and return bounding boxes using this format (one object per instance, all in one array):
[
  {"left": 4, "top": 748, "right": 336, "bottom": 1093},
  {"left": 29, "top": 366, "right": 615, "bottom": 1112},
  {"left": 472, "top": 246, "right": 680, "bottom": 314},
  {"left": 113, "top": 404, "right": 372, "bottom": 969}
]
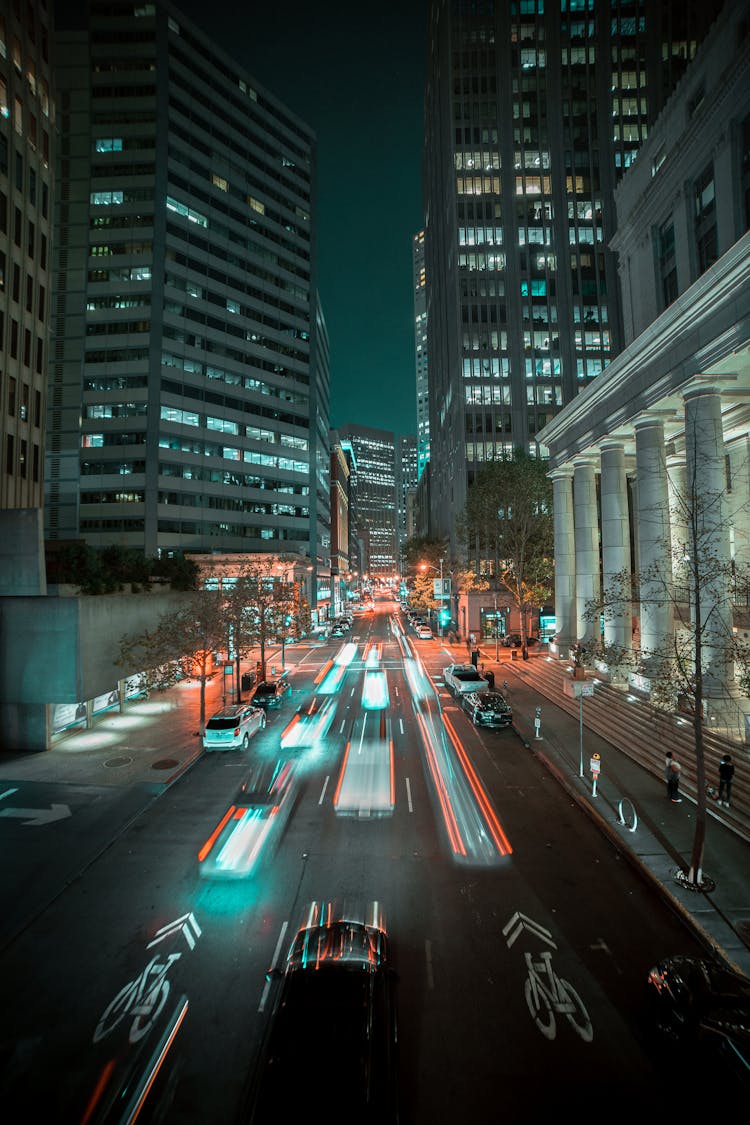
[
  {"left": 223, "top": 558, "right": 297, "bottom": 688},
  {"left": 462, "top": 449, "right": 554, "bottom": 656},
  {"left": 118, "top": 586, "right": 227, "bottom": 737}
]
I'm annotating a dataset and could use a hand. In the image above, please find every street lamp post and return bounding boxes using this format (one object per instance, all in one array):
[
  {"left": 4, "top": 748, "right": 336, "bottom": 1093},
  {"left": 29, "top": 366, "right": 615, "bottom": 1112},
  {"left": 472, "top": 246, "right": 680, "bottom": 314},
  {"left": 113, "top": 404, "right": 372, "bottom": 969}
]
[{"left": 494, "top": 594, "right": 499, "bottom": 661}]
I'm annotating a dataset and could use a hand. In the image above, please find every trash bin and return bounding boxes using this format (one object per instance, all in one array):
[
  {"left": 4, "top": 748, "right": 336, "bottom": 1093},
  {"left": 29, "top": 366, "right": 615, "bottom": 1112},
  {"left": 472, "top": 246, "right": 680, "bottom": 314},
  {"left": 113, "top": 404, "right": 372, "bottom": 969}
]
[
  {"left": 241, "top": 672, "right": 255, "bottom": 692},
  {"left": 511, "top": 648, "right": 518, "bottom": 661},
  {"left": 471, "top": 649, "right": 480, "bottom": 668}
]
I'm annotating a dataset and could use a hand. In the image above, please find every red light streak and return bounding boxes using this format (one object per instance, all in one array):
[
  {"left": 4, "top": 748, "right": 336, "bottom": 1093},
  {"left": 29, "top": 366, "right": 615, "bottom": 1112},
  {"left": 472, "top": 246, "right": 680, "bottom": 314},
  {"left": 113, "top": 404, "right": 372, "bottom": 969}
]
[
  {"left": 415, "top": 711, "right": 466, "bottom": 855},
  {"left": 442, "top": 714, "right": 513, "bottom": 856},
  {"left": 314, "top": 658, "right": 334, "bottom": 684},
  {"left": 197, "top": 805, "right": 236, "bottom": 862},
  {"left": 332, "top": 741, "right": 352, "bottom": 807},
  {"left": 79, "top": 1058, "right": 117, "bottom": 1125}
]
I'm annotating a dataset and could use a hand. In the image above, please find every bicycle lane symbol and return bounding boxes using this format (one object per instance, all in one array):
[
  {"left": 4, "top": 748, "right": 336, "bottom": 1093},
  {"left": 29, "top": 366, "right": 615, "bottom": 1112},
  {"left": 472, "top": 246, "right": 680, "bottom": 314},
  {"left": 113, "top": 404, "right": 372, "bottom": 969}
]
[
  {"left": 93, "top": 912, "right": 202, "bottom": 1046},
  {"left": 502, "top": 911, "right": 594, "bottom": 1044}
]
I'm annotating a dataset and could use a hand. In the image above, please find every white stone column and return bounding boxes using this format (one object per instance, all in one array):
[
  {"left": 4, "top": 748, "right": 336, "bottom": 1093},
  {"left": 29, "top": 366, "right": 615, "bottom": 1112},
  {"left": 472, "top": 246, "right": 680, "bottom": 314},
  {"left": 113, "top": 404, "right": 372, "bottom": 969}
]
[
  {"left": 667, "top": 457, "right": 689, "bottom": 585},
  {"left": 726, "top": 436, "right": 750, "bottom": 570},
  {"left": 600, "top": 442, "right": 632, "bottom": 653},
  {"left": 634, "top": 418, "right": 673, "bottom": 666},
  {"left": 573, "top": 459, "right": 600, "bottom": 645},
  {"left": 684, "top": 386, "right": 735, "bottom": 699},
  {"left": 551, "top": 469, "right": 576, "bottom": 653}
]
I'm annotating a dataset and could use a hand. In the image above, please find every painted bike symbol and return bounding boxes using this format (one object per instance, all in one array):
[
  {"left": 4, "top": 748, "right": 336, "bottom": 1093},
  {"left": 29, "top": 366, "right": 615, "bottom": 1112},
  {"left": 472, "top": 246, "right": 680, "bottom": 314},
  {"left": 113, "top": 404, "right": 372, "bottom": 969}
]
[
  {"left": 524, "top": 950, "right": 593, "bottom": 1042},
  {"left": 93, "top": 952, "right": 182, "bottom": 1045}
]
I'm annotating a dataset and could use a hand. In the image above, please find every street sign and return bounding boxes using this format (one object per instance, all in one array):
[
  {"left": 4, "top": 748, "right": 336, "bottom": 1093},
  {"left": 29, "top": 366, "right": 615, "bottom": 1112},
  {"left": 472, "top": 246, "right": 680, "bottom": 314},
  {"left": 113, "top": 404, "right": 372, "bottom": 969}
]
[
  {"left": 433, "top": 578, "right": 451, "bottom": 599},
  {"left": 580, "top": 683, "right": 595, "bottom": 696},
  {"left": 590, "top": 753, "right": 601, "bottom": 774}
]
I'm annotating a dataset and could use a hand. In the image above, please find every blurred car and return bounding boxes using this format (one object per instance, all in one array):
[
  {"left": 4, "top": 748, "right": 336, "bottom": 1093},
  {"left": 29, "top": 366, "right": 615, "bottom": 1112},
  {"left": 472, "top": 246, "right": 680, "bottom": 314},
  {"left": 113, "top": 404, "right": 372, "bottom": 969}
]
[
  {"left": 461, "top": 690, "right": 513, "bottom": 728},
  {"left": 329, "top": 625, "right": 346, "bottom": 638},
  {"left": 645, "top": 954, "right": 750, "bottom": 1088},
  {"left": 415, "top": 625, "right": 433, "bottom": 639},
  {"left": 198, "top": 759, "right": 298, "bottom": 879},
  {"left": 442, "top": 663, "right": 488, "bottom": 695},
  {"left": 252, "top": 676, "right": 291, "bottom": 708},
  {"left": 502, "top": 633, "right": 522, "bottom": 648},
  {"left": 247, "top": 901, "right": 398, "bottom": 1121},
  {"left": 202, "top": 704, "right": 266, "bottom": 751}
]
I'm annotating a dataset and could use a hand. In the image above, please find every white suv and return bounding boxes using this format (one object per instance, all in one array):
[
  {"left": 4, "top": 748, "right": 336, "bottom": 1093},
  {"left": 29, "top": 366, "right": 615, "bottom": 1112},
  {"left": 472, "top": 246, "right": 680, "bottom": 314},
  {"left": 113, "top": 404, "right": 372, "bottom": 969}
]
[{"left": 203, "top": 704, "right": 266, "bottom": 751}]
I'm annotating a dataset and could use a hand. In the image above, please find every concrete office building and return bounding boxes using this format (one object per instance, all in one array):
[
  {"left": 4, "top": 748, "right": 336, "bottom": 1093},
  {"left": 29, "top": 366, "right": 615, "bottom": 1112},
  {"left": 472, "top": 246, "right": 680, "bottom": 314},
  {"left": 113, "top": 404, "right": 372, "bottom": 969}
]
[
  {"left": 0, "top": 0, "right": 55, "bottom": 514},
  {"left": 423, "top": 0, "right": 725, "bottom": 563},
  {"left": 538, "top": 0, "right": 750, "bottom": 734},
  {"left": 337, "top": 423, "right": 397, "bottom": 579},
  {"left": 46, "top": 0, "right": 327, "bottom": 566},
  {"left": 413, "top": 229, "right": 429, "bottom": 480}
]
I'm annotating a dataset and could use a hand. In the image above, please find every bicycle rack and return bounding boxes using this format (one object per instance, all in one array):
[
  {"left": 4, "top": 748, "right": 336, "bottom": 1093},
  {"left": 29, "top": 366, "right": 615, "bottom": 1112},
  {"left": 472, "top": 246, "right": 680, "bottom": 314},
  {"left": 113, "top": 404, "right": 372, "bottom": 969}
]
[{"left": 616, "top": 797, "right": 638, "bottom": 832}]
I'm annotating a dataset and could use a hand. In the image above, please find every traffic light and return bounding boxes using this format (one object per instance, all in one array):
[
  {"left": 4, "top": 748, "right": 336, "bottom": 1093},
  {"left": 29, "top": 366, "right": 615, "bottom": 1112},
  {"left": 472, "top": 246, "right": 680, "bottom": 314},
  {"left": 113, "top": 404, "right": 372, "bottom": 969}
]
[{"left": 439, "top": 608, "right": 450, "bottom": 625}]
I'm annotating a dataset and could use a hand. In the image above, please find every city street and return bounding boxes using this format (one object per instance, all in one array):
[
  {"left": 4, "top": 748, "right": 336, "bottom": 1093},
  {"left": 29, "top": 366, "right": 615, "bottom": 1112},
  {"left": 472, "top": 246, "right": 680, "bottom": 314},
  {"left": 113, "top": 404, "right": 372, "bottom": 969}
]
[{"left": 0, "top": 603, "right": 711, "bottom": 1122}]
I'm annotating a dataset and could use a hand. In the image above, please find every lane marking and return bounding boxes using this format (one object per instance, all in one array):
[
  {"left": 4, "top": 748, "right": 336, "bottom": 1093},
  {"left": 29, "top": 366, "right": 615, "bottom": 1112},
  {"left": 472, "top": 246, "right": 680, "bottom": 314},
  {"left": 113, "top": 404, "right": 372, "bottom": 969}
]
[
  {"left": 399, "top": 718, "right": 404, "bottom": 735},
  {"left": 318, "top": 775, "right": 330, "bottom": 805},
  {"left": 406, "top": 776, "right": 413, "bottom": 812},
  {"left": 425, "top": 939, "right": 435, "bottom": 990},
  {"left": 259, "top": 920, "right": 289, "bottom": 1012}
]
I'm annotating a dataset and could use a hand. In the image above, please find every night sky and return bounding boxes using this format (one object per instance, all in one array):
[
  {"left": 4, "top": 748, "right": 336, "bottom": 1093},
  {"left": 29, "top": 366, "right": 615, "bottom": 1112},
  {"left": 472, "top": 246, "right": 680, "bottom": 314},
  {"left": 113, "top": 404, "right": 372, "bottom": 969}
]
[{"left": 57, "top": 0, "right": 428, "bottom": 438}]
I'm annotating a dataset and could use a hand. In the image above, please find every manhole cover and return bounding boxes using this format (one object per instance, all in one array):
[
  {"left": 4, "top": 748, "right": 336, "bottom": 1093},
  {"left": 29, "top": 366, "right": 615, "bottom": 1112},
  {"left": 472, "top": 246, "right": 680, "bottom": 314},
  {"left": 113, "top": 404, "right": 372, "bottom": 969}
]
[
  {"left": 104, "top": 756, "right": 133, "bottom": 769},
  {"left": 152, "top": 758, "right": 179, "bottom": 771}
]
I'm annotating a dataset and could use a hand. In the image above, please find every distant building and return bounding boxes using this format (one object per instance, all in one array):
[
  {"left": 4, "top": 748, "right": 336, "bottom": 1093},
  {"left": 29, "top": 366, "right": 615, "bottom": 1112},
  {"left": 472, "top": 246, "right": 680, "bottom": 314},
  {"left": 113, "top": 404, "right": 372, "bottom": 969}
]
[
  {"left": 396, "top": 433, "right": 418, "bottom": 562},
  {"left": 337, "top": 423, "right": 397, "bottom": 578},
  {"left": 45, "top": 0, "right": 327, "bottom": 567},
  {"left": 423, "top": 0, "right": 725, "bottom": 565},
  {"left": 413, "top": 230, "right": 429, "bottom": 479},
  {"left": 538, "top": 0, "right": 750, "bottom": 734},
  {"left": 0, "top": 0, "right": 55, "bottom": 512},
  {"left": 329, "top": 429, "right": 350, "bottom": 614}
]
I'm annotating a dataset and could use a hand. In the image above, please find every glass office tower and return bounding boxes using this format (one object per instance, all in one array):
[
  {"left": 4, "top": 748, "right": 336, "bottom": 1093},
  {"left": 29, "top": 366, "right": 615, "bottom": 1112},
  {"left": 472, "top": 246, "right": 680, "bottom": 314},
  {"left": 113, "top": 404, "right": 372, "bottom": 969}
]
[
  {"left": 423, "top": 0, "right": 724, "bottom": 563},
  {"left": 46, "top": 0, "right": 327, "bottom": 560}
]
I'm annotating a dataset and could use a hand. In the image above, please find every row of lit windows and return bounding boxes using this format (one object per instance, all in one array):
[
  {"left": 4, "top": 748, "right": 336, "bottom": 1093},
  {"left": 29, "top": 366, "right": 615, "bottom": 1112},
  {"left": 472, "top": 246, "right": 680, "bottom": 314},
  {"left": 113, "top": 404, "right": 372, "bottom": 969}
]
[
  {"left": 80, "top": 517, "right": 300, "bottom": 543},
  {"left": 80, "top": 488, "right": 308, "bottom": 519},
  {"left": 161, "top": 352, "right": 308, "bottom": 408}
]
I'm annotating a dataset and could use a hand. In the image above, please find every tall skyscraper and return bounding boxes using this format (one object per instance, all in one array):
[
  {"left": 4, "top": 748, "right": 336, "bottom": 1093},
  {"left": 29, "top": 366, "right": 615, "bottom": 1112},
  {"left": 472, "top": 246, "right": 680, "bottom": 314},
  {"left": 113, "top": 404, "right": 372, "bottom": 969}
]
[
  {"left": 337, "top": 423, "right": 397, "bottom": 578},
  {"left": 0, "top": 0, "right": 54, "bottom": 511},
  {"left": 423, "top": 0, "right": 724, "bottom": 562},
  {"left": 396, "top": 432, "right": 418, "bottom": 560},
  {"left": 46, "top": 0, "right": 327, "bottom": 563},
  {"left": 413, "top": 230, "right": 430, "bottom": 479}
]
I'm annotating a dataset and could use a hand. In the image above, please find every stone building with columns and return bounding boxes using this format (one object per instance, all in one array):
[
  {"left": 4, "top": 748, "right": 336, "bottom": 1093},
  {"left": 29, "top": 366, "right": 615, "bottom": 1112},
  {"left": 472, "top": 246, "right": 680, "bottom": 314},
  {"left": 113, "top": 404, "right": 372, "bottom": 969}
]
[{"left": 538, "top": 1, "right": 750, "bottom": 735}]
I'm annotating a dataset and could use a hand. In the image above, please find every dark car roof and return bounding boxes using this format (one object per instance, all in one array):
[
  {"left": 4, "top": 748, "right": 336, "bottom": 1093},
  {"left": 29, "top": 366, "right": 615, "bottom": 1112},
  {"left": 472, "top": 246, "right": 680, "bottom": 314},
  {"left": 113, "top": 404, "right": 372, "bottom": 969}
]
[{"left": 473, "top": 691, "right": 510, "bottom": 706}]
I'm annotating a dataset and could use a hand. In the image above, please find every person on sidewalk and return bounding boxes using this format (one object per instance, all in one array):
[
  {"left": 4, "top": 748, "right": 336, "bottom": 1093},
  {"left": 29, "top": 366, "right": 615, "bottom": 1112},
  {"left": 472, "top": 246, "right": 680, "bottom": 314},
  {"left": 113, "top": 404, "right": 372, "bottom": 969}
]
[
  {"left": 667, "top": 755, "right": 682, "bottom": 803},
  {"left": 718, "top": 754, "right": 734, "bottom": 807},
  {"left": 664, "top": 751, "right": 673, "bottom": 798}
]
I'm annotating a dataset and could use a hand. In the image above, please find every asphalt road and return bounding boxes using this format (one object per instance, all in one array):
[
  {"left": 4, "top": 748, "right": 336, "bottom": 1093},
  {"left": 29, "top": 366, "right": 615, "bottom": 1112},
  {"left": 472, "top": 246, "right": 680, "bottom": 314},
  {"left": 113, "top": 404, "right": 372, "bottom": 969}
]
[{"left": 0, "top": 606, "right": 715, "bottom": 1123}]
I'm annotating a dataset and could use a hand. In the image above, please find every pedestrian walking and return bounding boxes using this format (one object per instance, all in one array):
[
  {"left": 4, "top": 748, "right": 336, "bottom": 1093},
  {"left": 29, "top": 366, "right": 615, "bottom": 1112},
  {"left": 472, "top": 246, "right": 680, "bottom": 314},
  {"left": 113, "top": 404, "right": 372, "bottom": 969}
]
[
  {"left": 667, "top": 756, "right": 682, "bottom": 803},
  {"left": 664, "top": 751, "right": 673, "bottom": 798},
  {"left": 718, "top": 754, "right": 734, "bottom": 807}
]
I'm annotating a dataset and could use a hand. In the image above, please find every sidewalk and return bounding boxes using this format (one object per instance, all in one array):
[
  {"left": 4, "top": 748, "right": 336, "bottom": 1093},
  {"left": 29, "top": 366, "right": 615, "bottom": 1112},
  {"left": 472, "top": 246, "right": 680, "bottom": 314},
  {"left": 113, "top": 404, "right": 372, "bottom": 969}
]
[{"left": 444, "top": 639, "right": 750, "bottom": 978}]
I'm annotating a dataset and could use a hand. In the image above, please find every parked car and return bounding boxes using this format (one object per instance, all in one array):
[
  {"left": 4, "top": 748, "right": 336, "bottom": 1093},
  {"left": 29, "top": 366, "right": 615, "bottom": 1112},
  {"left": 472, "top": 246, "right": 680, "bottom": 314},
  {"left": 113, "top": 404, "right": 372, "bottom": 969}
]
[
  {"left": 202, "top": 704, "right": 266, "bottom": 751},
  {"left": 415, "top": 625, "right": 433, "bottom": 639},
  {"left": 442, "top": 663, "right": 488, "bottom": 695},
  {"left": 252, "top": 676, "right": 291, "bottom": 709},
  {"left": 502, "top": 633, "right": 522, "bottom": 648},
  {"left": 198, "top": 759, "right": 298, "bottom": 879},
  {"left": 461, "top": 690, "right": 513, "bottom": 728},
  {"left": 645, "top": 954, "right": 750, "bottom": 1088},
  {"left": 246, "top": 901, "right": 398, "bottom": 1121}
]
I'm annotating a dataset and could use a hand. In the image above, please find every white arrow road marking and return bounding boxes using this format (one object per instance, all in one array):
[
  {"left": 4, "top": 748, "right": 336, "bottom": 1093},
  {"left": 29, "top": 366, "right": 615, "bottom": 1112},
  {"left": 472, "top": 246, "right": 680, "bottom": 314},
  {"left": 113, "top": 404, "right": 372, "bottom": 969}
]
[
  {"left": 147, "top": 912, "right": 202, "bottom": 951},
  {"left": 0, "top": 802, "right": 71, "bottom": 825},
  {"left": 502, "top": 911, "right": 557, "bottom": 950}
]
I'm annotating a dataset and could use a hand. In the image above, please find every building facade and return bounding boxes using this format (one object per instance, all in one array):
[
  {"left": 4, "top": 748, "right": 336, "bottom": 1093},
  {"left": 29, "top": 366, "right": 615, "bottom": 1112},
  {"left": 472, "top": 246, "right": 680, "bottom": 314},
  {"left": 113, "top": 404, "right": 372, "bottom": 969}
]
[
  {"left": 423, "top": 0, "right": 725, "bottom": 562},
  {"left": 413, "top": 229, "right": 429, "bottom": 479},
  {"left": 337, "top": 422, "right": 397, "bottom": 578},
  {"left": 396, "top": 431, "right": 417, "bottom": 563},
  {"left": 539, "top": 0, "right": 750, "bottom": 733},
  {"left": 46, "top": 0, "right": 326, "bottom": 566},
  {"left": 0, "top": 0, "right": 55, "bottom": 511}
]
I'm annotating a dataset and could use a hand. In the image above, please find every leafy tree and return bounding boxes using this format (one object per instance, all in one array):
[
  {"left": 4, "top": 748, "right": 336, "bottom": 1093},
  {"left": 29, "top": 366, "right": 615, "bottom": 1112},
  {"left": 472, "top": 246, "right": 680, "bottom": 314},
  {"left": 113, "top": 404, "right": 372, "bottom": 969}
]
[
  {"left": 463, "top": 449, "right": 554, "bottom": 655},
  {"left": 118, "top": 587, "right": 227, "bottom": 737},
  {"left": 401, "top": 536, "right": 449, "bottom": 575},
  {"left": 223, "top": 558, "right": 300, "bottom": 690}
]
